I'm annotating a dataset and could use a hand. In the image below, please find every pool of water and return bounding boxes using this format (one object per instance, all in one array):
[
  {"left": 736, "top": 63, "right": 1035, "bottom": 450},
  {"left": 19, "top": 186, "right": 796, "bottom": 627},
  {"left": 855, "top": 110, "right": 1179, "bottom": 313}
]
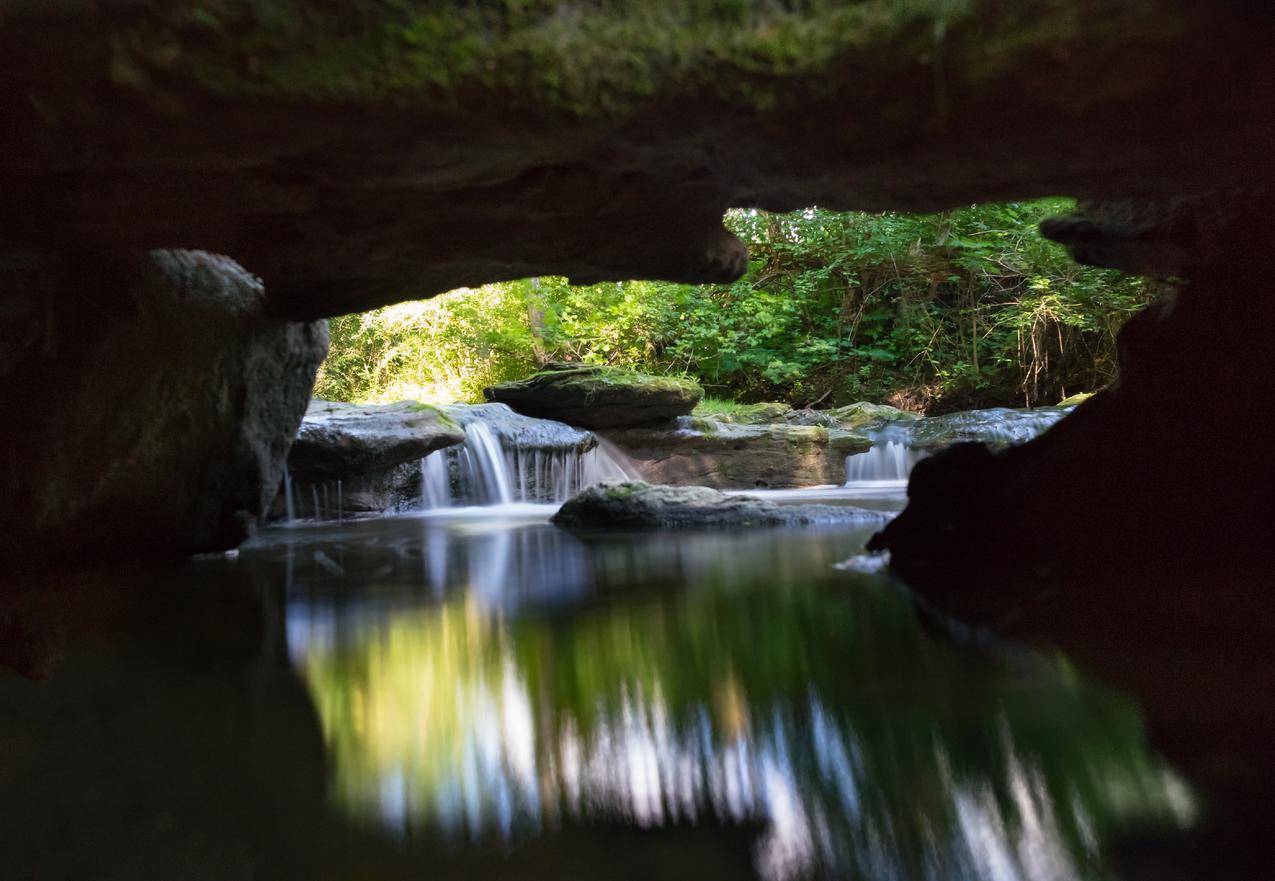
[{"left": 0, "top": 503, "right": 1195, "bottom": 880}]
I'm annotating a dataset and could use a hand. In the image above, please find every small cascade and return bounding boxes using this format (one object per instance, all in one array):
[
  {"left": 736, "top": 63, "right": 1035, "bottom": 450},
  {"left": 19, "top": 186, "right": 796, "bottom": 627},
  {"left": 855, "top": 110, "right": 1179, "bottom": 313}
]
[
  {"left": 844, "top": 405, "right": 1074, "bottom": 487},
  {"left": 417, "top": 421, "right": 641, "bottom": 509},
  {"left": 843, "top": 440, "right": 922, "bottom": 483},
  {"left": 283, "top": 470, "right": 296, "bottom": 522}
]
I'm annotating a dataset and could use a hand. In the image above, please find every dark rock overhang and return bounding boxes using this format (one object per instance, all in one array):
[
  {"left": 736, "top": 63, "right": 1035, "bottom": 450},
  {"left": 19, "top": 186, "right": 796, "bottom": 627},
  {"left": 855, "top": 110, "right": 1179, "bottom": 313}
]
[{"left": 3, "top": 1, "right": 1274, "bottom": 318}]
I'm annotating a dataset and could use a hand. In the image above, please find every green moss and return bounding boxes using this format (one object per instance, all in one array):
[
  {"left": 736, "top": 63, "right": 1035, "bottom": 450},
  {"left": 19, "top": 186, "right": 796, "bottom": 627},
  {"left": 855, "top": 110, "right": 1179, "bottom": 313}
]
[{"left": 82, "top": 1, "right": 972, "bottom": 118}]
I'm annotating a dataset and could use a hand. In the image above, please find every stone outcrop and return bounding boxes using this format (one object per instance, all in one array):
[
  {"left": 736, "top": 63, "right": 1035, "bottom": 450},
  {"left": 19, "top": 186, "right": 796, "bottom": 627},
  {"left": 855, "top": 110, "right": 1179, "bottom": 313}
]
[
  {"left": 485, "top": 364, "right": 702, "bottom": 429},
  {"left": 607, "top": 419, "right": 869, "bottom": 489},
  {"left": 2, "top": 249, "right": 327, "bottom": 564},
  {"left": 553, "top": 481, "right": 888, "bottom": 530},
  {"left": 289, "top": 400, "right": 463, "bottom": 481}
]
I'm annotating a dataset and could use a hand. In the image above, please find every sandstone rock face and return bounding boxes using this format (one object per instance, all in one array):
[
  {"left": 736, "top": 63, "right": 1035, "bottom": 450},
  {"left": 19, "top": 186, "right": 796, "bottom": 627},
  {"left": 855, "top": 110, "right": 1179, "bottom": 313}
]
[
  {"left": 289, "top": 400, "right": 463, "bottom": 481},
  {"left": 606, "top": 420, "right": 870, "bottom": 489},
  {"left": 3, "top": 249, "right": 328, "bottom": 564},
  {"left": 485, "top": 365, "right": 702, "bottom": 429},
  {"left": 552, "top": 481, "right": 887, "bottom": 530}
]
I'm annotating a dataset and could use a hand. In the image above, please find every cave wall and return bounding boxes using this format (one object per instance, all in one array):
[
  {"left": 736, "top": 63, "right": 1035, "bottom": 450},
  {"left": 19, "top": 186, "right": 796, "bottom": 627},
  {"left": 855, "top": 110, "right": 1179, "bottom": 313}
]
[{"left": 1, "top": 249, "right": 327, "bottom": 565}]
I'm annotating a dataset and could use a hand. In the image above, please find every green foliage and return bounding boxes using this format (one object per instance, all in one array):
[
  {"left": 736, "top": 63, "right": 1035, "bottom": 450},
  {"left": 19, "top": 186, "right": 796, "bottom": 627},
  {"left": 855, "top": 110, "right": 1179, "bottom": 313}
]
[{"left": 317, "top": 200, "right": 1154, "bottom": 411}]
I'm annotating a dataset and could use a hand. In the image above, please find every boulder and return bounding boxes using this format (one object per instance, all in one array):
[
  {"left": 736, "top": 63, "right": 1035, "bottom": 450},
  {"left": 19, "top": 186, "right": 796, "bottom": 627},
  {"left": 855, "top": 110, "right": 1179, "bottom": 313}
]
[
  {"left": 3, "top": 249, "right": 327, "bottom": 564},
  {"left": 604, "top": 420, "right": 870, "bottom": 489},
  {"left": 552, "top": 481, "right": 888, "bottom": 529},
  {"left": 484, "top": 364, "right": 701, "bottom": 429},
  {"left": 442, "top": 403, "right": 596, "bottom": 454},
  {"left": 289, "top": 400, "right": 463, "bottom": 481},
  {"left": 1057, "top": 392, "right": 1095, "bottom": 407}
]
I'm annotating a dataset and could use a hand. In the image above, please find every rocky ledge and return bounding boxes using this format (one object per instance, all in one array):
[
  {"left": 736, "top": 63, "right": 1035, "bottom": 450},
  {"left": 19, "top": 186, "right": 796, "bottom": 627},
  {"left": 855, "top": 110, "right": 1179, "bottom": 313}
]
[
  {"left": 485, "top": 363, "right": 702, "bottom": 429},
  {"left": 608, "top": 419, "right": 870, "bottom": 489},
  {"left": 289, "top": 400, "right": 463, "bottom": 481},
  {"left": 552, "top": 481, "right": 887, "bottom": 529}
]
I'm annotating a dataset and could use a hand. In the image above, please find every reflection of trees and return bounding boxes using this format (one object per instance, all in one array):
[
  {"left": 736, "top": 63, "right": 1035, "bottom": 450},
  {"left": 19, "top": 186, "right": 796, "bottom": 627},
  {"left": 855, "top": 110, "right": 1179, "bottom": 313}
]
[{"left": 292, "top": 570, "right": 1194, "bottom": 880}]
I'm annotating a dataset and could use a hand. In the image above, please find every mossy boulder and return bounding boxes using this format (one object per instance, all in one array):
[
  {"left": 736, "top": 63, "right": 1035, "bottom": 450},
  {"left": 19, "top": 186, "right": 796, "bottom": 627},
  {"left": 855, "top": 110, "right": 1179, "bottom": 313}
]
[
  {"left": 552, "top": 481, "right": 888, "bottom": 529},
  {"left": 484, "top": 364, "right": 702, "bottom": 429},
  {"left": 1057, "top": 392, "right": 1095, "bottom": 407},
  {"left": 694, "top": 401, "right": 791, "bottom": 424},
  {"left": 786, "top": 402, "right": 919, "bottom": 431}
]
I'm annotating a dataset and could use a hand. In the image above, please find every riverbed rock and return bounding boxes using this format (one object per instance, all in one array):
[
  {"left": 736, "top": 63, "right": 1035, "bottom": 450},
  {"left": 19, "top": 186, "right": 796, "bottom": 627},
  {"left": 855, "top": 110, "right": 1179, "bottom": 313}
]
[
  {"left": 553, "top": 481, "right": 887, "bottom": 529},
  {"left": 289, "top": 400, "right": 463, "bottom": 481},
  {"left": 604, "top": 420, "right": 870, "bottom": 489},
  {"left": 695, "top": 402, "right": 792, "bottom": 424},
  {"left": 3, "top": 249, "right": 327, "bottom": 564},
  {"left": 485, "top": 364, "right": 702, "bottom": 429},
  {"left": 442, "top": 403, "right": 597, "bottom": 454}
]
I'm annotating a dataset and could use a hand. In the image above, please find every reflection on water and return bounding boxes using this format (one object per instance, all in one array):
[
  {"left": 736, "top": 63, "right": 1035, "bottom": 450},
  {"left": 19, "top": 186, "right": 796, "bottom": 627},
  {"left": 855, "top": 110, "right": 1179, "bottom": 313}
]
[{"left": 261, "top": 514, "right": 1195, "bottom": 880}]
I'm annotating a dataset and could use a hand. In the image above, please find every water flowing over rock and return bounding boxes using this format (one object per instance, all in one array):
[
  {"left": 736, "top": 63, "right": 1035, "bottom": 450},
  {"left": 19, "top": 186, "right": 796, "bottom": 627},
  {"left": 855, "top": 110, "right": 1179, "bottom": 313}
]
[
  {"left": 484, "top": 364, "right": 702, "bottom": 429},
  {"left": 3, "top": 249, "right": 327, "bottom": 564},
  {"left": 419, "top": 404, "right": 640, "bottom": 508},
  {"left": 607, "top": 418, "right": 870, "bottom": 489},
  {"left": 553, "top": 481, "right": 889, "bottom": 529},
  {"left": 841, "top": 406, "right": 1072, "bottom": 485}
]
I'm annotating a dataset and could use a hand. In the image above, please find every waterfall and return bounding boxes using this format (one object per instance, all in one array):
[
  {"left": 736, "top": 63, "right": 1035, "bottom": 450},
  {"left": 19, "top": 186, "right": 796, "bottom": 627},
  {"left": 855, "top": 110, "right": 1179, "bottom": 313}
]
[
  {"left": 843, "top": 440, "right": 922, "bottom": 483},
  {"left": 417, "top": 425, "right": 641, "bottom": 510},
  {"left": 844, "top": 405, "right": 1073, "bottom": 487},
  {"left": 283, "top": 470, "right": 296, "bottom": 522}
]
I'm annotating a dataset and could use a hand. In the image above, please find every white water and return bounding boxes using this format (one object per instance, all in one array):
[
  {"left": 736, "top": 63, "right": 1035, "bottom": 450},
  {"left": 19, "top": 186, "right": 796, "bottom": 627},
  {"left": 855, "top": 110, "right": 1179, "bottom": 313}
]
[
  {"left": 417, "top": 426, "right": 641, "bottom": 510},
  {"left": 842, "top": 406, "right": 1072, "bottom": 486}
]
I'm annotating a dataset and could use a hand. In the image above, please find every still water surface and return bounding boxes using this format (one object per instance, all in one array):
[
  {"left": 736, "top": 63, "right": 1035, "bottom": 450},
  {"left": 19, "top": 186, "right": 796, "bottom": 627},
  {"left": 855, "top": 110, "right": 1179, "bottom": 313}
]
[
  {"left": 1, "top": 500, "right": 1194, "bottom": 880},
  {"left": 273, "top": 506, "right": 1191, "bottom": 880}
]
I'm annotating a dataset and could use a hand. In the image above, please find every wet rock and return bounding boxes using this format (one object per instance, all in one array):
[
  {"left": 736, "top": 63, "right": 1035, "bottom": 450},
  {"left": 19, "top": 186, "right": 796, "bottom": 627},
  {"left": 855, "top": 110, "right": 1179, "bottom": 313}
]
[
  {"left": 552, "top": 481, "right": 887, "bottom": 529},
  {"left": 606, "top": 420, "right": 870, "bottom": 489},
  {"left": 895, "top": 407, "right": 1072, "bottom": 450},
  {"left": 485, "top": 364, "right": 702, "bottom": 429},
  {"left": 442, "top": 403, "right": 596, "bottom": 454},
  {"left": 3, "top": 249, "right": 327, "bottom": 563},
  {"left": 1057, "top": 392, "right": 1095, "bottom": 407},
  {"left": 289, "top": 400, "right": 463, "bottom": 481}
]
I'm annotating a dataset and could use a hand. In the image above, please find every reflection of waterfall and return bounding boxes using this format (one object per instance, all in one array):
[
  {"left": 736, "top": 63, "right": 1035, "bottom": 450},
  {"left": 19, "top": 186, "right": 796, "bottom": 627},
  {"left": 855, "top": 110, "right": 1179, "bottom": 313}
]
[
  {"left": 844, "top": 406, "right": 1072, "bottom": 487},
  {"left": 418, "top": 424, "right": 640, "bottom": 508}
]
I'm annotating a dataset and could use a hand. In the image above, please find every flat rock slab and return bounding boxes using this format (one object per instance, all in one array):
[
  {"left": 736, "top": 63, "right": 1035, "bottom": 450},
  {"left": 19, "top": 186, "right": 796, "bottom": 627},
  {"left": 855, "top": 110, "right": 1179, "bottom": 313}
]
[
  {"left": 290, "top": 400, "right": 463, "bottom": 480},
  {"left": 485, "top": 364, "right": 701, "bottom": 429},
  {"left": 552, "top": 481, "right": 889, "bottom": 529},
  {"left": 605, "top": 419, "right": 870, "bottom": 489}
]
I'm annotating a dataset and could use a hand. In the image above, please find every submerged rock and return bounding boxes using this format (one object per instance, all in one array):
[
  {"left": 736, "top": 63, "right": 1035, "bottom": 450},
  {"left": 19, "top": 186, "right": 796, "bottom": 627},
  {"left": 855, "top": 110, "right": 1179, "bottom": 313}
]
[
  {"left": 606, "top": 419, "right": 870, "bottom": 489},
  {"left": 289, "top": 400, "right": 463, "bottom": 481},
  {"left": 552, "top": 481, "right": 887, "bottom": 529},
  {"left": 485, "top": 364, "right": 702, "bottom": 429},
  {"left": 4, "top": 249, "right": 327, "bottom": 563}
]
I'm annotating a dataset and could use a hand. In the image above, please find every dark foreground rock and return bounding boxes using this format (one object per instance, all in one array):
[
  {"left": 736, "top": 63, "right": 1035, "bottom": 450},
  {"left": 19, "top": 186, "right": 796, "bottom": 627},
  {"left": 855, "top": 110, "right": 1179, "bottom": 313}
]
[
  {"left": 485, "top": 364, "right": 702, "bottom": 429},
  {"left": 3, "top": 249, "right": 327, "bottom": 563},
  {"left": 289, "top": 400, "right": 463, "bottom": 481},
  {"left": 607, "top": 420, "right": 869, "bottom": 489},
  {"left": 552, "top": 481, "right": 887, "bottom": 529}
]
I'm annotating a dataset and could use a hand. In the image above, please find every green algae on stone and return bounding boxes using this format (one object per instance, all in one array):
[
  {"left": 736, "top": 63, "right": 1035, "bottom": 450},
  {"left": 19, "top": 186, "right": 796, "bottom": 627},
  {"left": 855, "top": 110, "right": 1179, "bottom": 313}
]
[{"left": 485, "top": 363, "right": 702, "bottom": 429}]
